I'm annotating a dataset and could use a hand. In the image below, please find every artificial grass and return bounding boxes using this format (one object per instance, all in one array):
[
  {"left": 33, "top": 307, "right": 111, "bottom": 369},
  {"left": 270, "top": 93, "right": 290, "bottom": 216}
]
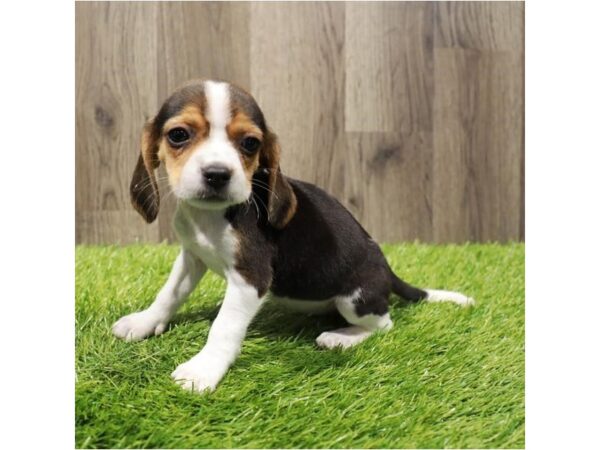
[{"left": 75, "top": 242, "right": 524, "bottom": 449}]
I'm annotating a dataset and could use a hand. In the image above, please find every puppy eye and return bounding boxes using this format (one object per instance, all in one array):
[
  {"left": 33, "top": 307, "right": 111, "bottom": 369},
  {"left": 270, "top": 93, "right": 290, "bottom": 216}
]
[
  {"left": 240, "top": 136, "right": 261, "bottom": 154},
  {"left": 167, "top": 127, "right": 190, "bottom": 147}
]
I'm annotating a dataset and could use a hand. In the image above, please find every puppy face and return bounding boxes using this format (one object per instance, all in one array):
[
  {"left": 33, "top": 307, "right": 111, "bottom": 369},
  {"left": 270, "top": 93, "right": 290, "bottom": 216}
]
[{"left": 131, "top": 80, "right": 296, "bottom": 228}]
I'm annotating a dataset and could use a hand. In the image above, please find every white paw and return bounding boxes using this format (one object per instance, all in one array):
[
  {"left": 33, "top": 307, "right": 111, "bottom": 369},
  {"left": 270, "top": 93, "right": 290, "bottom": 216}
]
[
  {"left": 316, "top": 326, "right": 373, "bottom": 350},
  {"left": 112, "top": 309, "right": 170, "bottom": 342},
  {"left": 171, "top": 352, "right": 227, "bottom": 393}
]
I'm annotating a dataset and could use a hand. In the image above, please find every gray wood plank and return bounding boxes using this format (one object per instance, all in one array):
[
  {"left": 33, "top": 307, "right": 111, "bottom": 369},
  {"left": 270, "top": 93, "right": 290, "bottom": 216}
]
[
  {"left": 75, "top": 1, "right": 525, "bottom": 244},
  {"left": 435, "top": 1, "right": 524, "bottom": 50},
  {"left": 432, "top": 48, "right": 523, "bottom": 242},
  {"left": 75, "top": 1, "right": 159, "bottom": 244},
  {"left": 344, "top": 131, "right": 434, "bottom": 242},
  {"left": 345, "top": 2, "right": 434, "bottom": 133}
]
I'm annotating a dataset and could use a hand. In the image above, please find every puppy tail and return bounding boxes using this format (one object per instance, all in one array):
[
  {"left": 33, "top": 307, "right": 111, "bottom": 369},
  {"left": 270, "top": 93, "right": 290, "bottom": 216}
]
[
  {"left": 390, "top": 273, "right": 475, "bottom": 307},
  {"left": 390, "top": 274, "right": 428, "bottom": 302}
]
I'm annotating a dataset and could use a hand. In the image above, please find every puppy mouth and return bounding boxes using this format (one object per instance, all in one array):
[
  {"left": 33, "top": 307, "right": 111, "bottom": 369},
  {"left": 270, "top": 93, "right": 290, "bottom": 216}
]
[
  {"left": 183, "top": 188, "right": 236, "bottom": 209},
  {"left": 192, "top": 184, "right": 227, "bottom": 199},
  {"left": 191, "top": 191, "right": 230, "bottom": 203},
  {"left": 197, "top": 192, "right": 227, "bottom": 202},
  {"left": 179, "top": 182, "right": 251, "bottom": 209}
]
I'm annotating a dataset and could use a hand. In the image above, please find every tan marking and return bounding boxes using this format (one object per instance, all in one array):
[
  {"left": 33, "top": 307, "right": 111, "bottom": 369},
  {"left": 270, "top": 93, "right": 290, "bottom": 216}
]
[
  {"left": 160, "top": 105, "right": 210, "bottom": 188},
  {"left": 160, "top": 140, "right": 197, "bottom": 188},
  {"left": 226, "top": 111, "right": 263, "bottom": 141},
  {"left": 226, "top": 110, "right": 264, "bottom": 181},
  {"left": 164, "top": 105, "right": 208, "bottom": 135}
]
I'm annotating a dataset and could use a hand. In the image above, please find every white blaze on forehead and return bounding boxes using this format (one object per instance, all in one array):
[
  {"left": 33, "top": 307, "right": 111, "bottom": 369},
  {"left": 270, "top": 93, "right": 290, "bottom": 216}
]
[{"left": 204, "top": 81, "right": 231, "bottom": 134}]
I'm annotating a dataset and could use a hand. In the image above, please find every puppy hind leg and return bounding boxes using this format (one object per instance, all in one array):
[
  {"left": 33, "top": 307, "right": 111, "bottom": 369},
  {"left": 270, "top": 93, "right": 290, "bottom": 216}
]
[{"left": 316, "top": 289, "right": 392, "bottom": 350}]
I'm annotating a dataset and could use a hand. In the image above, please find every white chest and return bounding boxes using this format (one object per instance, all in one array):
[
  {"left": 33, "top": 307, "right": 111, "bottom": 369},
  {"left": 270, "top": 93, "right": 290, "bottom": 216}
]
[{"left": 174, "top": 205, "right": 239, "bottom": 277}]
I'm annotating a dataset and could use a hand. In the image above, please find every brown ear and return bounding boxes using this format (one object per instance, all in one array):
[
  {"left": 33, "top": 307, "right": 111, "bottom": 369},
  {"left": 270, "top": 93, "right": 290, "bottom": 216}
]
[
  {"left": 130, "top": 122, "right": 160, "bottom": 223},
  {"left": 259, "top": 130, "right": 297, "bottom": 228}
]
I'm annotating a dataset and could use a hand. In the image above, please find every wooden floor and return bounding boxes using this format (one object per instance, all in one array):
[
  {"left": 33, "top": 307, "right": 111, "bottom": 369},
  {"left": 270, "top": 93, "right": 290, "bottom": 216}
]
[{"left": 76, "top": 1, "right": 524, "bottom": 244}]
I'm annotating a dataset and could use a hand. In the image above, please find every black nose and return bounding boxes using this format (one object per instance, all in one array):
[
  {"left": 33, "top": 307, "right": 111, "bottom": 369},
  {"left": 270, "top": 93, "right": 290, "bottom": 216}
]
[{"left": 202, "top": 165, "right": 232, "bottom": 189}]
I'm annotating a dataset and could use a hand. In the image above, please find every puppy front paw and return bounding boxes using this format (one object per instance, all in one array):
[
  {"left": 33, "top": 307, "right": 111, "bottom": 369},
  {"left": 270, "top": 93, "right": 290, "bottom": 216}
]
[
  {"left": 112, "top": 309, "right": 169, "bottom": 342},
  {"left": 171, "top": 353, "right": 227, "bottom": 394}
]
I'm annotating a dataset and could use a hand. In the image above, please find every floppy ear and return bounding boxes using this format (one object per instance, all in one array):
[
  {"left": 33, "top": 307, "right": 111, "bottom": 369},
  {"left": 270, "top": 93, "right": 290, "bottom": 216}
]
[
  {"left": 130, "top": 121, "right": 160, "bottom": 223},
  {"left": 259, "top": 130, "right": 297, "bottom": 228}
]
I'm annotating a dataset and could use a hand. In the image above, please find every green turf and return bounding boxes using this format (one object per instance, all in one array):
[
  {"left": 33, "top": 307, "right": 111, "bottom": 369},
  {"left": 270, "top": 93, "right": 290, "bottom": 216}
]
[{"left": 75, "top": 242, "right": 524, "bottom": 449}]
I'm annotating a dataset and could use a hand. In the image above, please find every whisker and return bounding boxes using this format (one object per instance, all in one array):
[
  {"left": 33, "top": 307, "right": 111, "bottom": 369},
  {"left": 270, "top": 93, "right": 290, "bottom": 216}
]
[
  {"left": 161, "top": 187, "right": 178, "bottom": 204},
  {"left": 252, "top": 191, "right": 268, "bottom": 213},
  {"left": 131, "top": 175, "right": 171, "bottom": 193},
  {"left": 251, "top": 196, "right": 260, "bottom": 221},
  {"left": 251, "top": 178, "right": 274, "bottom": 191},
  {"left": 251, "top": 180, "right": 280, "bottom": 201}
]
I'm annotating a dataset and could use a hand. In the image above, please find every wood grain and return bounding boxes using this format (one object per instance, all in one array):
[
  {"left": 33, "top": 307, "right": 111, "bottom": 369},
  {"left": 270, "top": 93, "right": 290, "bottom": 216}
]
[
  {"left": 344, "top": 132, "right": 433, "bottom": 242},
  {"left": 345, "top": 2, "right": 433, "bottom": 133},
  {"left": 76, "top": 1, "right": 159, "bottom": 244},
  {"left": 432, "top": 48, "right": 523, "bottom": 243},
  {"left": 435, "top": 1, "right": 524, "bottom": 50},
  {"left": 432, "top": 1, "right": 524, "bottom": 242},
  {"left": 75, "top": 1, "right": 525, "bottom": 244}
]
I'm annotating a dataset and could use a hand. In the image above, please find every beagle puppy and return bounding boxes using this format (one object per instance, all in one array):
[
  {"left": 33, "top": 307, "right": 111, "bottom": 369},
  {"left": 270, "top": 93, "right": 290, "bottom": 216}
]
[{"left": 112, "top": 79, "right": 474, "bottom": 393}]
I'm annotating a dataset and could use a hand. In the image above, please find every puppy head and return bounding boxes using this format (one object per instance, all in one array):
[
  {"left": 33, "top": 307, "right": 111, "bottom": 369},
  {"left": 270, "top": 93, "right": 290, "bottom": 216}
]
[{"left": 130, "top": 80, "right": 296, "bottom": 228}]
